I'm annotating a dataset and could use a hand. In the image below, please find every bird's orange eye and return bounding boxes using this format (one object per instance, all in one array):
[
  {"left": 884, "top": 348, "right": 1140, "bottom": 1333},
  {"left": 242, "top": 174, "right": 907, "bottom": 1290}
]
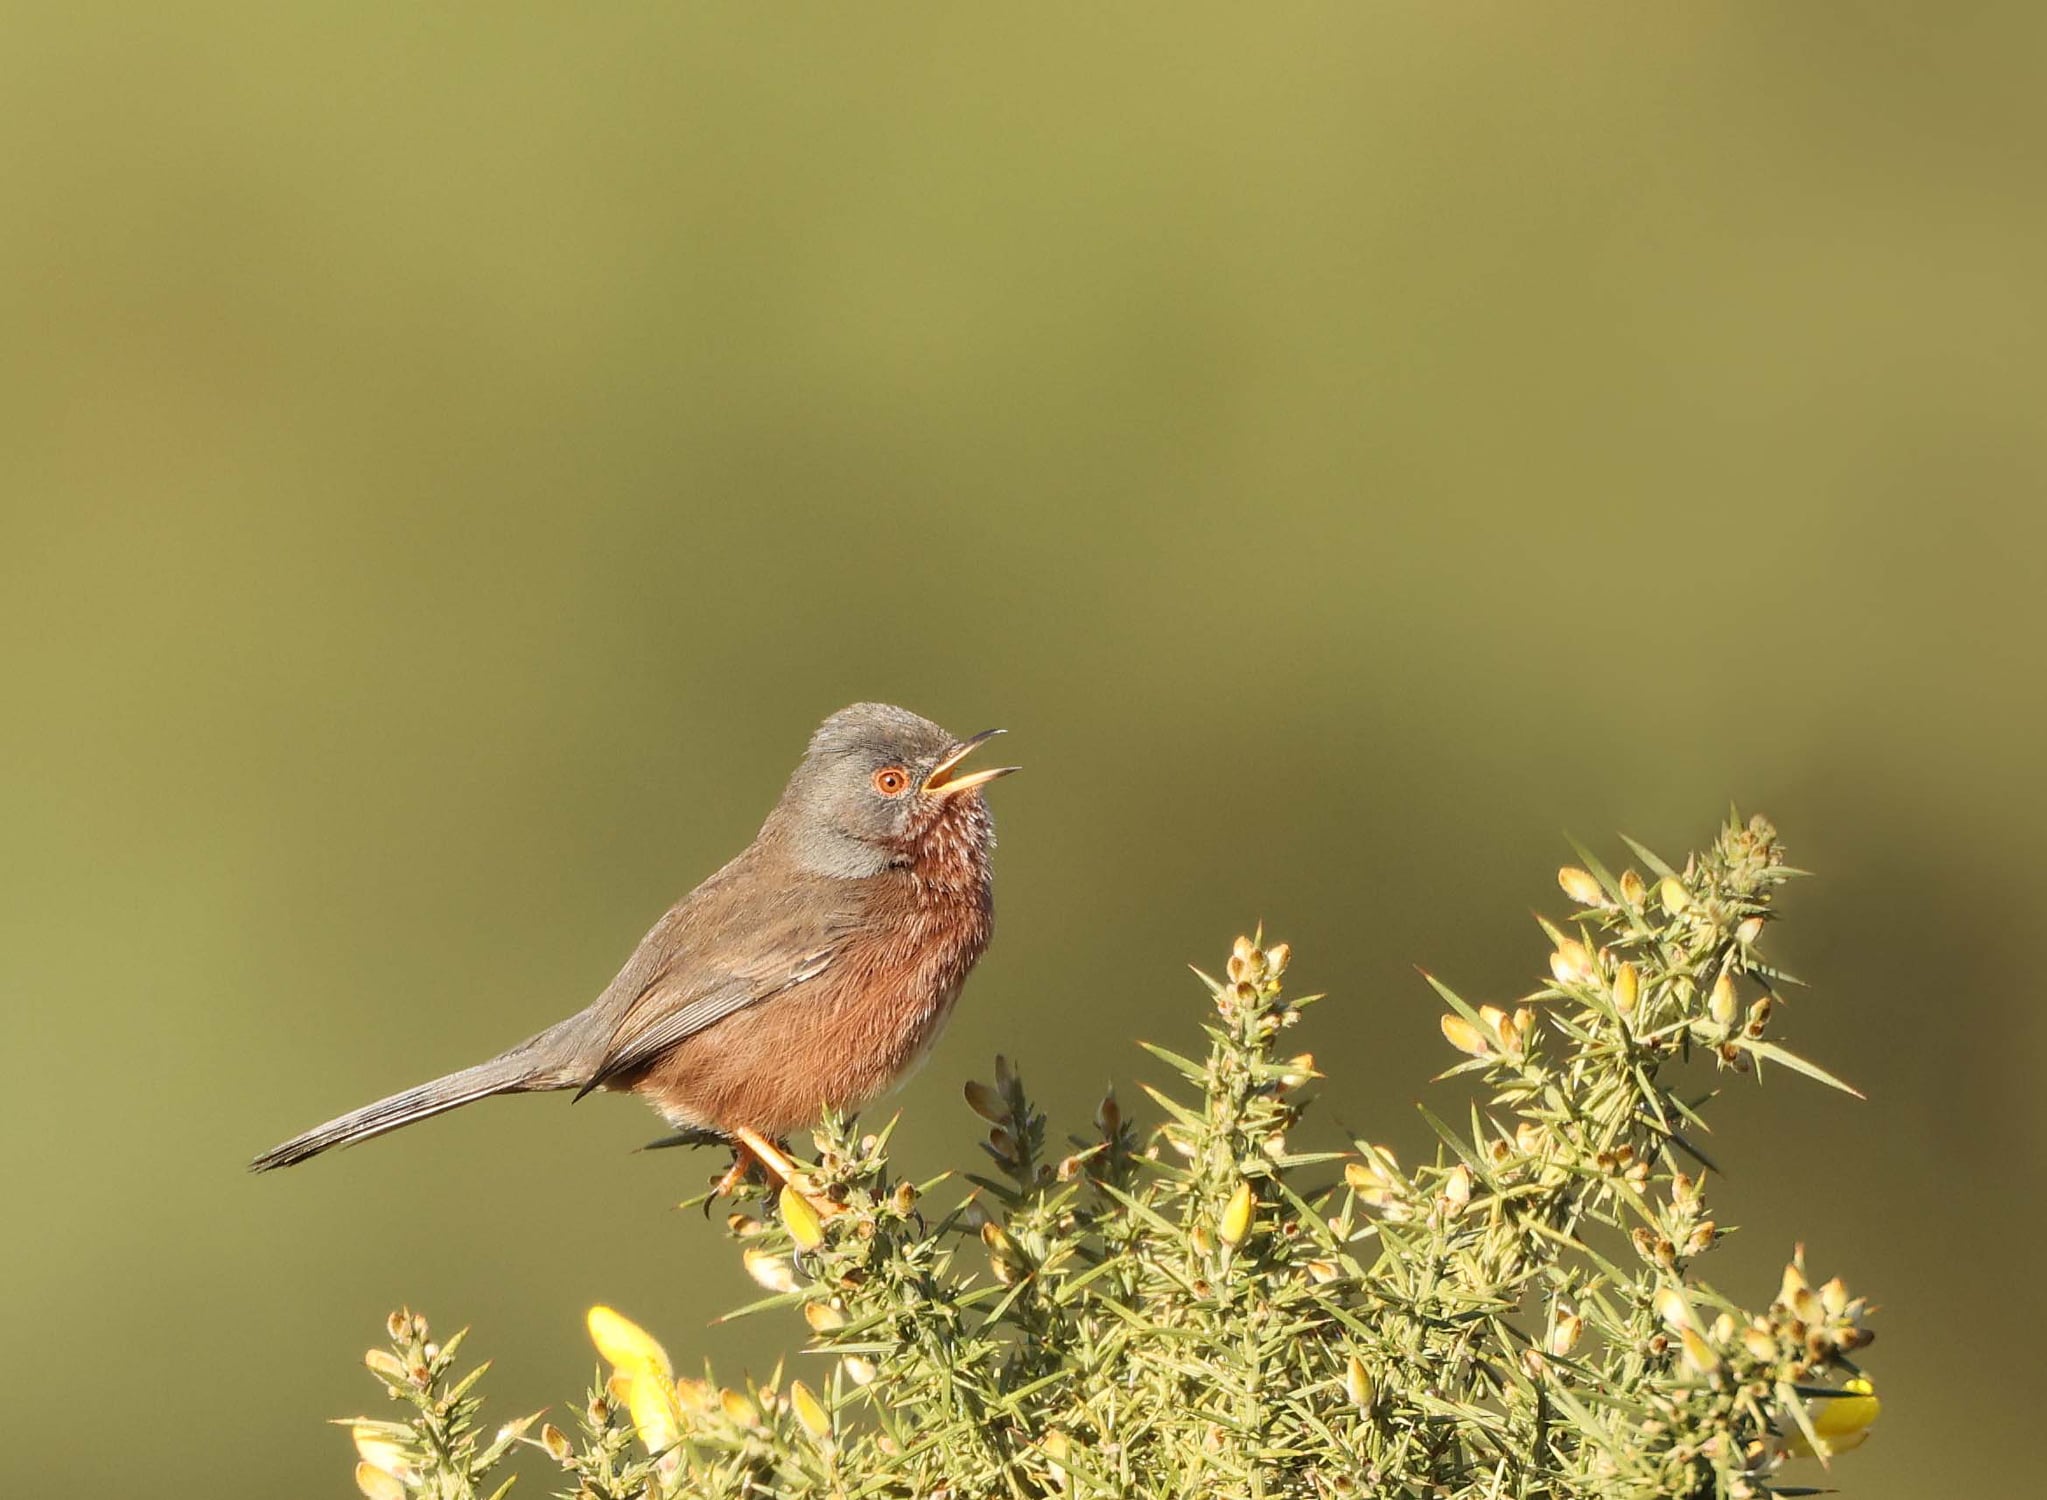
[{"left": 873, "top": 766, "right": 910, "bottom": 796}]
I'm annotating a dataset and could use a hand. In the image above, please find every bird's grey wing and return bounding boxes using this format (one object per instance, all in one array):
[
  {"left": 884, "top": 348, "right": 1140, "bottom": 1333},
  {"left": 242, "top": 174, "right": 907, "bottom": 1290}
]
[{"left": 573, "top": 869, "right": 854, "bottom": 1097}]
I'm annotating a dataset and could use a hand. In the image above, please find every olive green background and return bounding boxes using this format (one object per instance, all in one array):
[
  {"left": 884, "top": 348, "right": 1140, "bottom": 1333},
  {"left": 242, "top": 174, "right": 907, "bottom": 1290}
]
[{"left": 4, "top": 5, "right": 2040, "bottom": 1494}]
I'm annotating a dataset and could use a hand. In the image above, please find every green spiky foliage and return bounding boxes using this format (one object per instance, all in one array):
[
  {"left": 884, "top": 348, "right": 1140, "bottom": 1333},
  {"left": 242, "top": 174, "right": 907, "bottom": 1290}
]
[{"left": 340, "top": 814, "right": 1879, "bottom": 1499}]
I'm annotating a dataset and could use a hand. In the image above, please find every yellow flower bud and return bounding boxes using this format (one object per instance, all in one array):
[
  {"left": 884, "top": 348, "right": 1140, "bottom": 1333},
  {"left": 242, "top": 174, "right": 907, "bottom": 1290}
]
[
  {"left": 1440, "top": 1013, "right": 1492, "bottom": 1057},
  {"left": 1549, "top": 1313, "right": 1583, "bottom": 1356},
  {"left": 540, "top": 1423, "right": 573, "bottom": 1463},
  {"left": 1549, "top": 938, "right": 1594, "bottom": 985},
  {"left": 1737, "top": 915, "right": 1765, "bottom": 945},
  {"left": 720, "top": 1388, "right": 759, "bottom": 1427},
  {"left": 1266, "top": 941, "right": 1291, "bottom": 977},
  {"left": 1658, "top": 876, "right": 1690, "bottom": 915},
  {"left": 789, "top": 1380, "right": 831, "bottom": 1442},
  {"left": 1613, "top": 962, "right": 1639, "bottom": 1015},
  {"left": 1345, "top": 1354, "right": 1374, "bottom": 1411},
  {"left": 1742, "top": 1326, "right": 1777, "bottom": 1362},
  {"left": 1654, "top": 1287, "right": 1691, "bottom": 1329},
  {"left": 1478, "top": 1004, "right": 1509, "bottom": 1041},
  {"left": 982, "top": 1220, "right": 1026, "bottom": 1277},
  {"left": 1219, "top": 1181, "right": 1255, "bottom": 1247},
  {"left": 1558, "top": 866, "right": 1606, "bottom": 906},
  {"left": 1619, "top": 869, "right": 1647, "bottom": 906},
  {"left": 842, "top": 1355, "right": 877, "bottom": 1386},
  {"left": 743, "top": 1247, "right": 800, "bottom": 1294},
  {"left": 1709, "top": 973, "right": 1739, "bottom": 1027},
  {"left": 363, "top": 1349, "right": 408, "bottom": 1383},
  {"left": 1678, "top": 1326, "right": 1721, "bottom": 1374},
  {"left": 779, "top": 1185, "right": 826, "bottom": 1251},
  {"left": 803, "top": 1300, "right": 847, "bottom": 1334}
]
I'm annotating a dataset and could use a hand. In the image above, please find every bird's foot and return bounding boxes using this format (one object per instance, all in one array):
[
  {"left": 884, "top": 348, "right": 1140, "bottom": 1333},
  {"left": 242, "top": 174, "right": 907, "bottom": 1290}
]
[{"left": 729, "top": 1125, "right": 845, "bottom": 1222}]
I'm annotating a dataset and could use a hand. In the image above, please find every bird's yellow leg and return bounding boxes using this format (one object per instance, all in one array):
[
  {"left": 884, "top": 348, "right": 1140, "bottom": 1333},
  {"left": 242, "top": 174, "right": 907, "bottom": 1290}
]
[{"left": 730, "top": 1125, "right": 844, "bottom": 1219}]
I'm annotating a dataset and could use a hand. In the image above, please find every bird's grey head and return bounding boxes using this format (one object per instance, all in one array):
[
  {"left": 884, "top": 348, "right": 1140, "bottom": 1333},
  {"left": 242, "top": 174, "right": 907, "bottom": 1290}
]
[{"left": 771, "top": 703, "right": 1019, "bottom": 878}]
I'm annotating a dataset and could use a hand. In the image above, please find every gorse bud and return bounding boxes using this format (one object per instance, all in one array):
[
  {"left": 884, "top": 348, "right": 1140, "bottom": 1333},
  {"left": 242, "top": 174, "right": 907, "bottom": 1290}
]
[
  {"left": 780, "top": 1185, "right": 826, "bottom": 1251},
  {"left": 790, "top": 1380, "right": 830, "bottom": 1443},
  {"left": 744, "top": 1247, "right": 801, "bottom": 1294},
  {"left": 1613, "top": 961, "right": 1639, "bottom": 1014},
  {"left": 1095, "top": 1086, "right": 1121, "bottom": 1136},
  {"left": 1558, "top": 866, "right": 1606, "bottom": 906},
  {"left": 1709, "top": 973, "right": 1739, "bottom": 1028},
  {"left": 363, "top": 1349, "right": 408, "bottom": 1383},
  {"left": 964, "top": 1079, "right": 1005, "bottom": 1123},
  {"left": 1345, "top": 1354, "right": 1374, "bottom": 1411},
  {"left": 1549, "top": 1313, "right": 1583, "bottom": 1356},
  {"left": 1218, "top": 1181, "right": 1255, "bottom": 1246},
  {"left": 1549, "top": 938, "right": 1594, "bottom": 985},
  {"left": 720, "top": 1388, "right": 759, "bottom": 1427},
  {"left": 1441, "top": 1013, "right": 1491, "bottom": 1057},
  {"left": 1678, "top": 1326, "right": 1721, "bottom": 1375}
]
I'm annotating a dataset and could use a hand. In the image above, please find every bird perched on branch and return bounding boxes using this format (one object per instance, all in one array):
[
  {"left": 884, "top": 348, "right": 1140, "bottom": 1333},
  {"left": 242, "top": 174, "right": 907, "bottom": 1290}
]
[{"left": 250, "top": 703, "right": 1018, "bottom": 1200}]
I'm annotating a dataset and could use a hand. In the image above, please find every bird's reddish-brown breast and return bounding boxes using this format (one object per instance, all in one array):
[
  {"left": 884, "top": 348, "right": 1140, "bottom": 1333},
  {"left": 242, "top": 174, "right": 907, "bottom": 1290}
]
[{"left": 630, "top": 793, "right": 996, "bottom": 1137}]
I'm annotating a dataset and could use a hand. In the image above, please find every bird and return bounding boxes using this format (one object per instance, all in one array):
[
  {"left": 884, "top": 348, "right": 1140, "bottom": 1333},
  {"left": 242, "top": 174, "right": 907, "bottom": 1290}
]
[{"left": 249, "top": 702, "right": 1018, "bottom": 1197}]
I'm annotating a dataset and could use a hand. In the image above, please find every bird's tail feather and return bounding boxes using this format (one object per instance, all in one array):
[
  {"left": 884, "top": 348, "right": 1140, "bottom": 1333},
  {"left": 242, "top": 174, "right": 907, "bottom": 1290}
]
[{"left": 248, "top": 1043, "right": 572, "bottom": 1172}]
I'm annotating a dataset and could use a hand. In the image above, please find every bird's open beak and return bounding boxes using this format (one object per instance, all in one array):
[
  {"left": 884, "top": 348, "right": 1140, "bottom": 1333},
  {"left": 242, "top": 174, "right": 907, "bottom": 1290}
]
[{"left": 924, "top": 728, "right": 1021, "bottom": 797}]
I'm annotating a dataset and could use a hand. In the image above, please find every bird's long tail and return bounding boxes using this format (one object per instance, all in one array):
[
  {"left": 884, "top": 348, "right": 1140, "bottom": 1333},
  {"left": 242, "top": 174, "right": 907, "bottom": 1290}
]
[{"left": 248, "top": 1030, "right": 582, "bottom": 1171}]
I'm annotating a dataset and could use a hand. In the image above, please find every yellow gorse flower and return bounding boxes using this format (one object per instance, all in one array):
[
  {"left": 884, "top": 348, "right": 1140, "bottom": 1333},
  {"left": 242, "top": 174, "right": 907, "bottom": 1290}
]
[
  {"left": 1784, "top": 1377, "right": 1880, "bottom": 1457},
  {"left": 587, "top": 1305, "right": 682, "bottom": 1454}
]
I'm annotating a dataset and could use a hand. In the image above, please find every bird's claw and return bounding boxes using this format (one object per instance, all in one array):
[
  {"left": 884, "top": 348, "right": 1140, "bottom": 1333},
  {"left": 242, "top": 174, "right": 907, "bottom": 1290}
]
[{"left": 726, "top": 1125, "right": 845, "bottom": 1221}]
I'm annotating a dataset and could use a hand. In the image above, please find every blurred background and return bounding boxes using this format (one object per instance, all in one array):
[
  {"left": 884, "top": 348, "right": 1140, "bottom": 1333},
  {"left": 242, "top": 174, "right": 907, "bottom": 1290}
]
[{"left": 3, "top": 4, "right": 2040, "bottom": 1493}]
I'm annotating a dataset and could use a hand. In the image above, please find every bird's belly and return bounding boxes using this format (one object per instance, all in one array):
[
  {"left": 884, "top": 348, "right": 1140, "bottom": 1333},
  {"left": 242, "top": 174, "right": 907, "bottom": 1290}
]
[{"left": 628, "top": 948, "right": 976, "bottom": 1139}]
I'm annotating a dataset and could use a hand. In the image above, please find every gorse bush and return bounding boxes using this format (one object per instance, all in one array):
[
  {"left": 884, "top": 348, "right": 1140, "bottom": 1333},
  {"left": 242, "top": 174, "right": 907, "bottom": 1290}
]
[{"left": 342, "top": 814, "right": 1879, "bottom": 1499}]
